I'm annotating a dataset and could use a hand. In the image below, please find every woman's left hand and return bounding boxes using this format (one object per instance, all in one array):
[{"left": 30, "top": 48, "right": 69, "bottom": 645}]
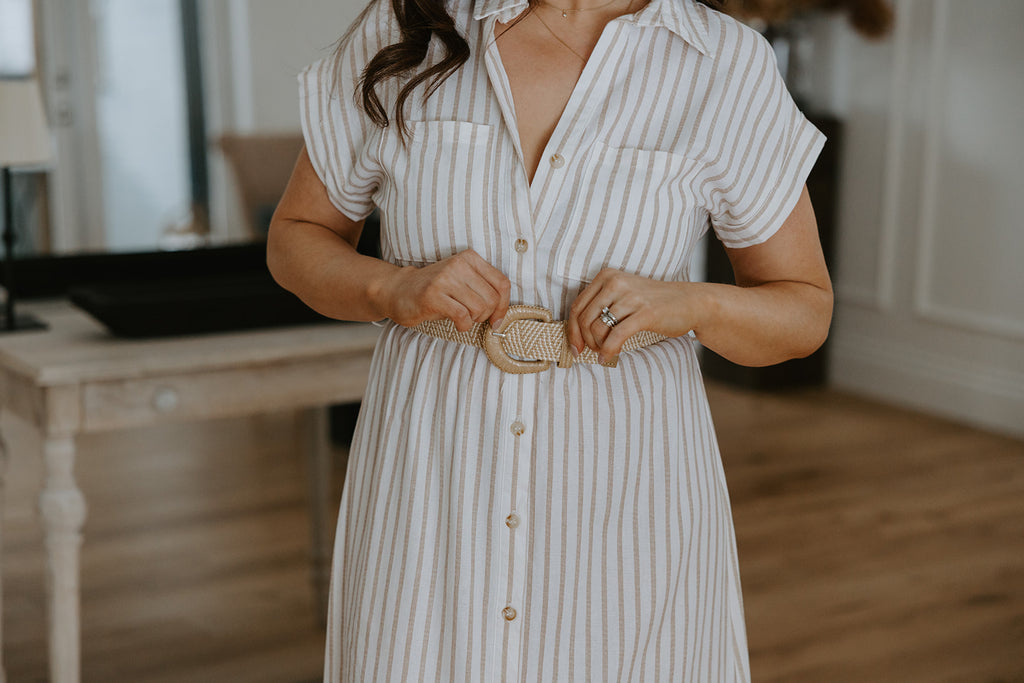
[
  {"left": 566, "top": 189, "right": 832, "bottom": 367},
  {"left": 566, "top": 269, "right": 702, "bottom": 363}
]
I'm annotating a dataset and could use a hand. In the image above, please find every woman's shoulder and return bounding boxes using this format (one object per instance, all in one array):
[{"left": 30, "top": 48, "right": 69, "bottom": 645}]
[
  {"left": 348, "top": 0, "right": 402, "bottom": 42},
  {"left": 689, "top": 1, "right": 776, "bottom": 68}
]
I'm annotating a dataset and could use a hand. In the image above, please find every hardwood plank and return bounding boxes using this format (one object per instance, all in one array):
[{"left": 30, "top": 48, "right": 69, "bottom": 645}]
[
  {"left": 2, "top": 385, "right": 1022, "bottom": 682},
  {"left": 710, "top": 384, "right": 1024, "bottom": 683}
]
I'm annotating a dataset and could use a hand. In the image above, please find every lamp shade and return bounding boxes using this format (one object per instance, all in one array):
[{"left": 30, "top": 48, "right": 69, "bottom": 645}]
[{"left": 0, "top": 78, "right": 52, "bottom": 167}]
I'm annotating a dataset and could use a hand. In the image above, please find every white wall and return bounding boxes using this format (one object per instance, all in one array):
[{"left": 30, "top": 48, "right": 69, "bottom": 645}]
[
  {"left": 202, "top": 0, "right": 364, "bottom": 242},
  {"left": 0, "top": 0, "right": 35, "bottom": 76},
  {"left": 93, "top": 0, "right": 191, "bottom": 252},
  {"left": 208, "top": 0, "right": 362, "bottom": 133},
  {"left": 826, "top": 0, "right": 1024, "bottom": 437}
]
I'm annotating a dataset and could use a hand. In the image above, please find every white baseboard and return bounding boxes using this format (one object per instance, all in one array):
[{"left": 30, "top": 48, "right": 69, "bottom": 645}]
[{"left": 830, "top": 332, "right": 1024, "bottom": 439}]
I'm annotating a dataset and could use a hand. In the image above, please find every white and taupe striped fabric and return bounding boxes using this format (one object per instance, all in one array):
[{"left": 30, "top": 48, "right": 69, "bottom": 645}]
[{"left": 299, "top": 0, "right": 824, "bottom": 679}]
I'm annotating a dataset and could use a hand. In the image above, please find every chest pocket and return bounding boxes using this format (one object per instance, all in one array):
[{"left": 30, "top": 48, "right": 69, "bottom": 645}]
[
  {"left": 379, "top": 120, "right": 499, "bottom": 265},
  {"left": 552, "top": 142, "right": 704, "bottom": 285}
]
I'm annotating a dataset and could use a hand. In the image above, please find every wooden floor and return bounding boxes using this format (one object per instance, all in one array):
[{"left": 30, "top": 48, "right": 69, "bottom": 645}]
[{"left": 2, "top": 383, "right": 1022, "bottom": 682}]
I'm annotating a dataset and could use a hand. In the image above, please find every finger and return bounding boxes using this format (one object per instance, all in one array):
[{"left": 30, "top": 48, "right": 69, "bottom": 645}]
[
  {"left": 587, "top": 287, "right": 640, "bottom": 352},
  {"left": 489, "top": 275, "right": 512, "bottom": 327},
  {"left": 566, "top": 293, "right": 587, "bottom": 353},
  {"left": 566, "top": 283, "right": 596, "bottom": 354},
  {"left": 571, "top": 285, "right": 602, "bottom": 353},
  {"left": 463, "top": 251, "right": 512, "bottom": 325},
  {"left": 579, "top": 288, "right": 623, "bottom": 352},
  {"left": 598, "top": 312, "right": 639, "bottom": 359},
  {"left": 438, "top": 255, "right": 499, "bottom": 323},
  {"left": 568, "top": 275, "right": 609, "bottom": 352},
  {"left": 454, "top": 279, "right": 495, "bottom": 323},
  {"left": 574, "top": 269, "right": 628, "bottom": 351},
  {"left": 465, "top": 270, "right": 508, "bottom": 324},
  {"left": 441, "top": 296, "right": 476, "bottom": 332},
  {"left": 565, "top": 313, "right": 584, "bottom": 356},
  {"left": 459, "top": 264, "right": 512, "bottom": 324},
  {"left": 589, "top": 316, "right": 615, "bottom": 349}
]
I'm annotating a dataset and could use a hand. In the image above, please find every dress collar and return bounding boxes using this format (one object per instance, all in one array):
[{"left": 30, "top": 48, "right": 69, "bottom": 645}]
[{"left": 472, "top": 0, "right": 715, "bottom": 57}]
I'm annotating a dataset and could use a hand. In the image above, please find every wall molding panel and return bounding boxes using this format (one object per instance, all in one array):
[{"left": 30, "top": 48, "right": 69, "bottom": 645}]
[
  {"left": 829, "top": 0, "right": 1024, "bottom": 437},
  {"left": 914, "top": 304, "right": 1024, "bottom": 344},
  {"left": 226, "top": 0, "right": 256, "bottom": 133},
  {"left": 909, "top": 0, "right": 1024, "bottom": 342},
  {"left": 831, "top": 332, "right": 1024, "bottom": 438},
  {"left": 910, "top": 0, "right": 948, "bottom": 326},
  {"left": 874, "top": 0, "right": 915, "bottom": 312},
  {"left": 835, "top": 284, "right": 884, "bottom": 310}
]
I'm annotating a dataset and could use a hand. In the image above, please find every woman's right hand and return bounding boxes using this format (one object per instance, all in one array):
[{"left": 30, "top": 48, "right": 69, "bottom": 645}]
[
  {"left": 372, "top": 249, "right": 511, "bottom": 332},
  {"left": 269, "top": 149, "right": 509, "bottom": 329}
]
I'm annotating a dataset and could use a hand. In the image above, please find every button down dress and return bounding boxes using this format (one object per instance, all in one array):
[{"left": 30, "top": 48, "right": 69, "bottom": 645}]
[{"left": 299, "top": 0, "right": 825, "bottom": 680}]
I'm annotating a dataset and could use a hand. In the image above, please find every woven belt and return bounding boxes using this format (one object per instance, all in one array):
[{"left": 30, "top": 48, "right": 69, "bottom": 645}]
[{"left": 411, "top": 304, "right": 667, "bottom": 374}]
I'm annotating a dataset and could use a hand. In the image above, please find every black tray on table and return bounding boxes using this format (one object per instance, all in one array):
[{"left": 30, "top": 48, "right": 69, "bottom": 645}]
[
  {"left": 67, "top": 269, "right": 332, "bottom": 338},
  {"left": 8, "top": 214, "right": 381, "bottom": 339}
]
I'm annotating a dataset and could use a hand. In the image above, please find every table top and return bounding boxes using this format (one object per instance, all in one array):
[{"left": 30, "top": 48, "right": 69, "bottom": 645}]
[{"left": 0, "top": 300, "right": 382, "bottom": 386}]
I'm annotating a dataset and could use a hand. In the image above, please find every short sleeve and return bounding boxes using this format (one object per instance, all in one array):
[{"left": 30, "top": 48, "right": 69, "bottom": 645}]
[
  {"left": 702, "top": 28, "right": 826, "bottom": 249},
  {"left": 298, "top": 0, "right": 392, "bottom": 221}
]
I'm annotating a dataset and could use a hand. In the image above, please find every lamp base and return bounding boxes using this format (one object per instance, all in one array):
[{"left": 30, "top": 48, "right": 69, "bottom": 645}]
[{"left": 0, "top": 312, "right": 48, "bottom": 333}]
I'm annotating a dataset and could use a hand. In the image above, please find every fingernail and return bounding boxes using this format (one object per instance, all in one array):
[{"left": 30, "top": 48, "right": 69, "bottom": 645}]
[
  {"left": 597, "top": 353, "right": 606, "bottom": 364},
  {"left": 492, "top": 316, "right": 505, "bottom": 329},
  {"left": 570, "top": 346, "right": 579, "bottom": 359}
]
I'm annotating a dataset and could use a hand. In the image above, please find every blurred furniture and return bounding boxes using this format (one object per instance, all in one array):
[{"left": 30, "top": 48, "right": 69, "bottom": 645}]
[
  {"left": 702, "top": 113, "right": 841, "bottom": 390},
  {"left": 0, "top": 77, "right": 52, "bottom": 333},
  {"left": 217, "top": 133, "right": 304, "bottom": 238},
  {"left": 0, "top": 300, "right": 379, "bottom": 682},
  {"left": 68, "top": 269, "right": 332, "bottom": 338}
]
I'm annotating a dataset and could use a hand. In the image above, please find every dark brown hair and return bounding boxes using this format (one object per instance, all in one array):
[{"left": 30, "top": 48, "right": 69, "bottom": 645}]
[{"left": 357, "top": 0, "right": 726, "bottom": 136}]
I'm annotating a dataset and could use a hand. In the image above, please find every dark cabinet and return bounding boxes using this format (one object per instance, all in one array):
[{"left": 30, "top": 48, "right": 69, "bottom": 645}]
[{"left": 700, "top": 114, "right": 841, "bottom": 390}]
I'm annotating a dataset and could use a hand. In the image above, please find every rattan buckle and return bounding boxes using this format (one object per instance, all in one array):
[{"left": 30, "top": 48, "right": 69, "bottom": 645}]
[{"left": 483, "top": 305, "right": 556, "bottom": 374}]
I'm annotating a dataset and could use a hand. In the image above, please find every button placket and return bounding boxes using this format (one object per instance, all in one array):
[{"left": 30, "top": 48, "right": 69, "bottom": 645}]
[
  {"left": 502, "top": 411, "right": 527, "bottom": 637},
  {"left": 502, "top": 377, "right": 535, "bottom": 683},
  {"left": 506, "top": 419, "right": 525, "bottom": 535}
]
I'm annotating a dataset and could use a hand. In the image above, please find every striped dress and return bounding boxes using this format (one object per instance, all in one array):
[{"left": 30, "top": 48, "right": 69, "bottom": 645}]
[{"left": 299, "top": 0, "right": 824, "bottom": 680}]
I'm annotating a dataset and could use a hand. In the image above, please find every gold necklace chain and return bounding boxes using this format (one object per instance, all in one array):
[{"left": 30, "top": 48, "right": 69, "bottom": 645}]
[
  {"left": 538, "top": 0, "right": 624, "bottom": 18},
  {"left": 532, "top": 10, "right": 587, "bottom": 62},
  {"left": 530, "top": 0, "right": 634, "bottom": 63}
]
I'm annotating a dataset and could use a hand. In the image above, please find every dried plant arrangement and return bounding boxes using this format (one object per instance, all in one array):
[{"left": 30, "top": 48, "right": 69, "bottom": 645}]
[{"left": 726, "top": 0, "right": 894, "bottom": 38}]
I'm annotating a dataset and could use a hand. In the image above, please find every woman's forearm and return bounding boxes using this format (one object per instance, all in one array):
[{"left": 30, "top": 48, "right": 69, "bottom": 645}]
[
  {"left": 689, "top": 279, "right": 833, "bottom": 367},
  {"left": 569, "top": 189, "right": 833, "bottom": 366},
  {"left": 268, "top": 218, "right": 513, "bottom": 330},
  {"left": 266, "top": 218, "right": 400, "bottom": 322}
]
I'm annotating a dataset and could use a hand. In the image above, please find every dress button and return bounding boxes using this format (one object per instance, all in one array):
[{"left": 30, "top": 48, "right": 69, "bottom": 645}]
[
  {"left": 510, "top": 421, "right": 526, "bottom": 437},
  {"left": 502, "top": 605, "right": 517, "bottom": 621},
  {"left": 549, "top": 153, "right": 565, "bottom": 168},
  {"left": 514, "top": 238, "right": 529, "bottom": 254},
  {"left": 505, "top": 512, "right": 520, "bottom": 529}
]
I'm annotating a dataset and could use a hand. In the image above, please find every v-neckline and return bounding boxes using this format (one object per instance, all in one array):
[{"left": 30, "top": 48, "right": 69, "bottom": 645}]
[{"left": 484, "top": 14, "right": 621, "bottom": 193}]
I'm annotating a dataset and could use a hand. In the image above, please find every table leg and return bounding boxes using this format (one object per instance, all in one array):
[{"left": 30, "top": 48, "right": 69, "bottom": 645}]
[
  {"left": 0, "top": 427, "right": 8, "bottom": 683},
  {"left": 304, "top": 407, "right": 334, "bottom": 626},
  {"left": 38, "top": 435, "right": 86, "bottom": 683}
]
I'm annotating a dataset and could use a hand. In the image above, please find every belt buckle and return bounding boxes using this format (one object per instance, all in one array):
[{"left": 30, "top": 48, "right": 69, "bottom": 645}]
[{"left": 483, "top": 305, "right": 554, "bottom": 374}]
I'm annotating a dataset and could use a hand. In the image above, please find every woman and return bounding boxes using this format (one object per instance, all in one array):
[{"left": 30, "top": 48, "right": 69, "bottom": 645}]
[{"left": 268, "top": 0, "right": 832, "bottom": 678}]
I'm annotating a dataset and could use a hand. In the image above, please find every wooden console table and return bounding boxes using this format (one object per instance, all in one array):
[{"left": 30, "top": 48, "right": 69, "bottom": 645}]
[{"left": 0, "top": 300, "right": 380, "bottom": 682}]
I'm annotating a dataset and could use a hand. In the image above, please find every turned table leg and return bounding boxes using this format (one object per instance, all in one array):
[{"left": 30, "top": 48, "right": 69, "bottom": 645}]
[
  {"left": 304, "top": 407, "right": 334, "bottom": 625},
  {"left": 38, "top": 435, "right": 86, "bottom": 683}
]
